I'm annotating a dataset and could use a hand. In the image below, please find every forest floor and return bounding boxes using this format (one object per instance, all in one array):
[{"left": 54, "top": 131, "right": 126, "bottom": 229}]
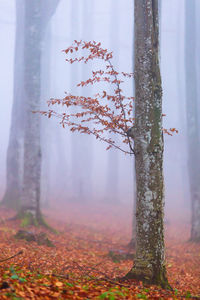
[{"left": 0, "top": 202, "right": 199, "bottom": 299}]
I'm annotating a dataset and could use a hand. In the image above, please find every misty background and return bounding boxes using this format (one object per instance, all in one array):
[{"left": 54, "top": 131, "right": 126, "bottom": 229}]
[{"left": 0, "top": 0, "right": 190, "bottom": 220}]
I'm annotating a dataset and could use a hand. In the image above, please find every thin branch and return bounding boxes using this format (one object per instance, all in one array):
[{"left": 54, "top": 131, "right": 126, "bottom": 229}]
[
  {"left": 107, "top": 60, "right": 135, "bottom": 154},
  {"left": 0, "top": 250, "right": 23, "bottom": 263}
]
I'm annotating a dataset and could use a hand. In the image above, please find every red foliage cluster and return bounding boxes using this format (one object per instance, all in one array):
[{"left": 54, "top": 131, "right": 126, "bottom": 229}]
[
  {"left": 39, "top": 40, "right": 177, "bottom": 154},
  {"left": 40, "top": 40, "right": 135, "bottom": 154}
]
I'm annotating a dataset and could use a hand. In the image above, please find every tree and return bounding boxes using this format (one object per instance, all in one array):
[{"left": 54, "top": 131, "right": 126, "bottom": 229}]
[
  {"left": 125, "top": 0, "right": 170, "bottom": 288},
  {"left": 40, "top": 35, "right": 176, "bottom": 286},
  {"left": 1, "top": 0, "right": 25, "bottom": 209},
  {"left": 69, "top": 0, "right": 94, "bottom": 202},
  {"left": 105, "top": 0, "right": 120, "bottom": 203},
  {"left": 185, "top": 0, "right": 200, "bottom": 242},
  {"left": 20, "top": 0, "right": 43, "bottom": 223},
  {"left": 2, "top": 0, "right": 59, "bottom": 225},
  {"left": 20, "top": 0, "right": 60, "bottom": 224}
]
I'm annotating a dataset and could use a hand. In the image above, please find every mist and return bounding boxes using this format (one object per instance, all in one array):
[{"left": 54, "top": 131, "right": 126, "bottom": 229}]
[
  {"left": 0, "top": 1, "right": 199, "bottom": 297},
  {"left": 0, "top": 0, "right": 189, "bottom": 218}
]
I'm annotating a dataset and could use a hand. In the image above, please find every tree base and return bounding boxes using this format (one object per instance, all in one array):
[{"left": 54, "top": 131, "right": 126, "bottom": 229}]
[
  {"left": 15, "top": 210, "right": 58, "bottom": 233},
  {"left": 188, "top": 236, "right": 200, "bottom": 243},
  {"left": 124, "top": 266, "right": 172, "bottom": 290},
  {"left": 15, "top": 230, "right": 55, "bottom": 247},
  {"left": 127, "top": 238, "right": 136, "bottom": 249}
]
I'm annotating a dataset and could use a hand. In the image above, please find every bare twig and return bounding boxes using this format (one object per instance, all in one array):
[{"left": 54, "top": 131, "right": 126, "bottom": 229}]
[
  {"left": 0, "top": 250, "right": 23, "bottom": 263},
  {"left": 107, "top": 60, "right": 135, "bottom": 155}
]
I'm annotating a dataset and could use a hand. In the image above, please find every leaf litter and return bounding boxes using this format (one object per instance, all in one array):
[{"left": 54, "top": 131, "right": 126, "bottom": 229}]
[{"left": 0, "top": 203, "right": 199, "bottom": 299}]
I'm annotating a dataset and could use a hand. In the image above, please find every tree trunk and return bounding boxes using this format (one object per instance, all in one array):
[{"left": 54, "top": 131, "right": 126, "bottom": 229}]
[
  {"left": 126, "top": 0, "right": 169, "bottom": 288},
  {"left": 105, "top": 0, "right": 120, "bottom": 204},
  {"left": 185, "top": 0, "right": 200, "bottom": 242},
  {"left": 70, "top": 0, "right": 93, "bottom": 202},
  {"left": 130, "top": 4, "right": 136, "bottom": 248},
  {"left": 20, "top": 0, "right": 59, "bottom": 223},
  {"left": 2, "top": 0, "right": 59, "bottom": 213},
  {"left": 1, "top": 0, "right": 25, "bottom": 209},
  {"left": 20, "top": 0, "right": 43, "bottom": 220}
]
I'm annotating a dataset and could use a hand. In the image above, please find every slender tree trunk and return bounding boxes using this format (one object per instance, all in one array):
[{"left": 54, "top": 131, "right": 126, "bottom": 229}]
[
  {"left": 185, "top": 0, "right": 200, "bottom": 242},
  {"left": 80, "top": 0, "right": 93, "bottom": 201},
  {"left": 1, "top": 0, "right": 25, "bottom": 209},
  {"left": 105, "top": 0, "right": 119, "bottom": 203},
  {"left": 70, "top": 0, "right": 81, "bottom": 201},
  {"left": 130, "top": 2, "right": 136, "bottom": 248},
  {"left": 126, "top": 0, "right": 169, "bottom": 288},
  {"left": 70, "top": 0, "right": 93, "bottom": 202},
  {"left": 40, "top": 23, "right": 52, "bottom": 207}
]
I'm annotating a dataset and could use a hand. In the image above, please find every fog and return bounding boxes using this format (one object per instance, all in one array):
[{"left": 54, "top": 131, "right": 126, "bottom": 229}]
[{"left": 0, "top": 0, "right": 190, "bottom": 221}]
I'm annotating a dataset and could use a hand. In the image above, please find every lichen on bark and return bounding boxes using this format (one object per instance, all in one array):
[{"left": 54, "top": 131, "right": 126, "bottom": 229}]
[{"left": 126, "top": 0, "right": 170, "bottom": 288}]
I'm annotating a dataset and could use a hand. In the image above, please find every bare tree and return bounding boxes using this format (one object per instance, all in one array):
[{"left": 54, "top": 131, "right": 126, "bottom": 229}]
[
  {"left": 185, "top": 0, "right": 200, "bottom": 242},
  {"left": 126, "top": 0, "right": 170, "bottom": 287}
]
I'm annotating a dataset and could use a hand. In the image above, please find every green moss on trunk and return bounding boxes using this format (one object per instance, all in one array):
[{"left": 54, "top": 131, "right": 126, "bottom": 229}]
[
  {"left": 125, "top": 264, "right": 171, "bottom": 290},
  {"left": 15, "top": 210, "right": 58, "bottom": 233}
]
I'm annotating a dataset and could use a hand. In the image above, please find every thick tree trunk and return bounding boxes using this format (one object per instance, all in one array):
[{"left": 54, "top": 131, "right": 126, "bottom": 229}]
[
  {"left": 126, "top": 0, "right": 169, "bottom": 287},
  {"left": 20, "top": 1, "right": 43, "bottom": 220},
  {"left": 20, "top": 0, "right": 59, "bottom": 223},
  {"left": 2, "top": 0, "right": 59, "bottom": 212},
  {"left": 1, "top": 0, "right": 25, "bottom": 209},
  {"left": 185, "top": 0, "right": 200, "bottom": 242}
]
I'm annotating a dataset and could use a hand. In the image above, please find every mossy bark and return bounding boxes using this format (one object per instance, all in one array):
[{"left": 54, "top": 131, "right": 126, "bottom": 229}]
[
  {"left": 15, "top": 208, "right": 57, "bottom": 233},
  {"left": 126, "top": 0, "right": 170, "bottom": 288},
  {"left": 16, "top": 209, "right": 42, "bottom": 227}
]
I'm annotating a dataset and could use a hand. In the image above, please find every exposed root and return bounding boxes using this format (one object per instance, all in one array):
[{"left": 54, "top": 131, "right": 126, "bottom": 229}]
[
  {"left": 124, "top": 267, "right": 172, "bottom": 290},
  {"left": 15, "top": 210, "right": 58, "bottom": 234}
]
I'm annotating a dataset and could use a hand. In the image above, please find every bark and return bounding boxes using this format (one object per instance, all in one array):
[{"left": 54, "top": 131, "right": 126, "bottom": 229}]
[
  {"left": 131, "top": 5, "right": 136, "bottom": 247},
  {"left": 20, "top": 0, "right": 59, "bottom": 221},
  {"left": 105, "top": 0, "right": 119, "bottom": 203},
  {"left": 70, "top": 0, "right": 93, "bottom": 202},
  {"left": 2, "top": 0, "right": 59, "bottom": 212},
  {"left": 185, "top": 0, "right": 200, "bottom": 242},
  {"left": 1, "top": 0, "right": 25, "bottom": 209},
  {"left": 126, "top": 0, "right": 169, "bottom": 287},
  {"left": 40, "top": 23, "right": 51, "bottom": 207},
  {"left": 20, "top": 0, "right": 43, "bottom": 219}
]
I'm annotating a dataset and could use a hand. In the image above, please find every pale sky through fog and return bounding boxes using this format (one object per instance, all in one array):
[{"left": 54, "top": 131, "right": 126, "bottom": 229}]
[{"left": 0, "top": 0, "right": 189, "bottom": 220}]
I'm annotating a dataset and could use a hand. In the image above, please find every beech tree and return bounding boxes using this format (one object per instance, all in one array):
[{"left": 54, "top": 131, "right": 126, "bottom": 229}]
[
  {"left": 2, "top": 1, "right": 59, "bottom": 224},
  {"left": 69, "top": 0, "right": 94, "bottom": 202},
  {"left": 20, "top": 0, "right": 60, "bottom": 224},
  {"left": 125, "top": 0, "right": 170, "bottom": 287},
  {"left": 2, "top": 0, "right": 25, "bottom": 209},
  {"left": 40, "top": 1, "right": 177, "bottom": 290},
  {"left": 40, "top": 37, "right": 176, "bottom": 289},
  {"left": 105, "top": 0, "right": 120, "bottom": 203},
  {"left": 185, "top": 0, "right": 200, "bottom": 242}
]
